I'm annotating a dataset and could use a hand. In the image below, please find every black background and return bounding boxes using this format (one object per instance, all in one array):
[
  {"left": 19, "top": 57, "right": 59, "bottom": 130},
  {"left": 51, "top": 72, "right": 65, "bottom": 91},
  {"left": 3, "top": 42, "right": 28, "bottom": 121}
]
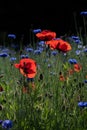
[{"left": 0, "top": 0, "right": 87, "bottom": 37}]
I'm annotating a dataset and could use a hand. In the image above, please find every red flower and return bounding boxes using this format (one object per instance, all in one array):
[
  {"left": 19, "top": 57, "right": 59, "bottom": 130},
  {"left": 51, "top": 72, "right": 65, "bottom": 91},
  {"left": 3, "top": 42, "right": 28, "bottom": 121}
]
[
  {"left": 46, "top": 39, "right": 59, "bottom": 49},
  {"left": 36, "top": 30, "right": 56, "bottom": 41},
  {"left": 14, "top": 58, "right": 37, "bottom": 78},
  {"left": 46, "top": 38, "right": 72, "bottom": 52},
  {"left": 73, "top": 63, "right": 82, "bottom": 72}
]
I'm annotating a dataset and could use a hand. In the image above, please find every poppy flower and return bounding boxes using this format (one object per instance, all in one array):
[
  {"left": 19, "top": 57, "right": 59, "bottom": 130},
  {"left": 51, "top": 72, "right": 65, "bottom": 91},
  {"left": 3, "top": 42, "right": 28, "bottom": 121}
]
[
  {"left": 46, "top": 38, "right": 72, "bottom": 52},
  {"left": 36, "top": 30, "right": 56, "bottom": 41},
  {"left": 57, "top": 40, "right": 72, "bottom": 52},
  {"left": 73, "top": 63, "right": 82, "bottom": 72},
  {"left": 59, "top": 74, "right": 65, "bottom": 81},
  {"left": 46, "top": 39, "right": 60, "bottom": 49},
  {"left": 14, "top": 58, "right": 37, "bottom": 78}
]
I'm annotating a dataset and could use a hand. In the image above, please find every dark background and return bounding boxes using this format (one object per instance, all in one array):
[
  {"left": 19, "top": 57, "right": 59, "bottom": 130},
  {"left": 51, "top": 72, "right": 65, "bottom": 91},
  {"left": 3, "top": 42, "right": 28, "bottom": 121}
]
[{"left": 0, "top": 0, "right": 87, "bottom": 40}]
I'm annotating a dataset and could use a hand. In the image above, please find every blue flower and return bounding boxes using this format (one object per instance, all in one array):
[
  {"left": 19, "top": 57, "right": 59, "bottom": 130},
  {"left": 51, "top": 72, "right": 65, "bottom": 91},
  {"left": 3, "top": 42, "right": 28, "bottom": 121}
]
[
  {"left": 0, "top": 53, "right": 9, "bottom": 57},
  {"left": 33, "top": 29, "right": 41, "bottom": 34},
  {"left": 71, "top": 36, "right": 80, "bottom": 40},
  {"left": 20, "top": 54, "right": 29, "bottom": 59},
  {"left": 38, "top": 41, "right": 45, "bottom": 46},
  {"left": 84, "top": 80, "right": 87, "bottom": 83},
  {"left": 25, "top": 48, "right": 34, "bottom": 52},
  {"left": 34, "top": 50, "right": 42, "bottom": 55},
  {"left": 68, "top": 59, "right": 77, "bottom": 64},
  {"left": 83, "top": 48, "right": 87, "bottom": 52},
  {"left": 8, "top": 34, "right": 16, "bottom": 39},
  {"left": 80, "top": 11, "right": 87, "bottom": 16},
  {"left": 78, "top": 102, "right": 87, "bottom": 107},
  {"left": 10, "top": 57, "right": 17, "bottom": 61},
  {"left": 0, "top": 120, "right": 3, "bottom": 124},
  {"left": 51, "top": 51, "right": 58, "bottom": 56},
  {"left": 75, "top": 50, "right": 81, "bottom": 55},
  {"left": 2, "top": 120, "right": 13, "bottom": 129}
]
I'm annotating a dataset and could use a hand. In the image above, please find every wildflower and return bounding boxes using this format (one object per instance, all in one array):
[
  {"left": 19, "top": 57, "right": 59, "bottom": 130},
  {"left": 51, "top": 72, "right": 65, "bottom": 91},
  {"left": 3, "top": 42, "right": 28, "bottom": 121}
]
[
  {"left": 8, "top": 34, "right": 16, "bottom": 39},
  {"left": 84, "top": 80, "right": 87, "bottom": 83},
  {"left": 9, "top": 57, "right": 17, "bottom": 62},
  {"left": 67, "top": 69, "right": 74, "bottom": 75},
  {"left": 80, "top": 11, "right": 87, "bottom": 16},
  {"left": 36, "top": 30, "right": 56, "bottom": 41},
  {"left": 33, "top": 29, "right": 42, "bottom": 34},
  {"left": 73, "top": 63, "right": 82, "bottom": 72},
  {"left": 25, "top": 47, "right": 34, "bottom": 52},
  {"left": 71, "top": 36, "right": 80, "bottom": 40},
  {"left": 0, "top": 53, "right": 9, "bottom": 57},
  {"left": 38, "top": 41, "right": 45, "bottom": 46},
  {"left": 34, "top": 49, "right": 42, "bottom": 55},
  {"left": 20, "top": 54, "right": 29, "bottom": 59},
  {"left": 0, "top": 120, "right": 3, "bottom": 124},
  {"left": 83, "top": 48, "right": 87, "bottom": 52},
  {"left": 78, "top": 101, "right": 87, "bottom": 107},
  {"left": 14, "top": 58, "right": 37, "bottom": 78},
  {"left": 51, "top": 50, "right": 58, "bottom": 56},
  {"left": 59, "top": 72, "right": 65, "bottom": 81},
  {"left": 68, "top": 59, "right": 77, "bottom": 64},
  {"left": 75, "top": 50, "right": 81, "bottom": 55},
  {"left": 2, "top": 119, "right": 13, "bottom": 129},
  {"left": 46, "top": 38, "right": 72, "bottom": 52}
]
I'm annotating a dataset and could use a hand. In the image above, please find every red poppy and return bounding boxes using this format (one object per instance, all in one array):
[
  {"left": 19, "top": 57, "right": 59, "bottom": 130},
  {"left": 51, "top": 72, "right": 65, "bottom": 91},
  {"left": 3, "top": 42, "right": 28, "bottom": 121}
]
[
  {"left": 59, "top": 74, "right": 65, "bottom": 81},
  {"left": 57, "top": 40, "right": 72, "bottom": 52},
  {"left": 46, "top": 38, "right": 72, "bottom": 52},
  {"left": 46, "top": 39, "right": 59, "bottom": 49},
  {"left": 36, "top": 30, "right": 56, "bottom": 41},
  {"left": 73, "top": 63, "right": 82, "bottom": 72},
  {"left": 14, "top": 58, "right": 37, "bottom": 78}
]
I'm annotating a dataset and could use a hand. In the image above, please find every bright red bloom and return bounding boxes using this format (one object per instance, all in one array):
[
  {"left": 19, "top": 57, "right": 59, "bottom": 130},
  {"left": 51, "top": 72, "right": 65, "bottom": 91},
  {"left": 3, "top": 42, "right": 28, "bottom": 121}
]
[
  {"left": 14, "top": 58, "right": 37, "bottom": 78},
  {"left": 46, "top": 39, "right": 60, "bottom": 49},
  {"left": 36, "top": 30, "right": 56, "bottom": 41},
  {"left": 73, "top": 63, "right": 82, "bottom": 72},
  {"left": 46, "top": 38, "right": 72, "bottom": 52}
]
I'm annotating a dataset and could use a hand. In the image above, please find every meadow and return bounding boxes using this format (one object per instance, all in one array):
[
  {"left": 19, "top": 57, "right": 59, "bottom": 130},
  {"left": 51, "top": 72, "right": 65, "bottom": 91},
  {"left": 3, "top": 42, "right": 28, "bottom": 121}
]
[{"left": 0, "top": 11, "right": 87, "bottom": 130}]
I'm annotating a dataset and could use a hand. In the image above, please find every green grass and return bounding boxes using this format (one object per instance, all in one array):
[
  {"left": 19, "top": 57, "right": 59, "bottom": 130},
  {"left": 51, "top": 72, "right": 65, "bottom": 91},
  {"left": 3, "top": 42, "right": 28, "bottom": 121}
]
[{"left": 0, "top": 43, "right": 87, "bottom": 130}]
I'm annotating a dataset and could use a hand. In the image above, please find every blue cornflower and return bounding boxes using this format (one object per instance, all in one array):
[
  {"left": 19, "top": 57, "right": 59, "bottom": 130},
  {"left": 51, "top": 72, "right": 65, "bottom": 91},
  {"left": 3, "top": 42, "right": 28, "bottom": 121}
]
[
  {"left": 78, "top": 102, "right": 87, "bottom": 107},
  {"left": 83, "top": 48, "right": 87, "bottom": 52},
  {"left": 80, "top": 11, "right": 87, "bottom": 15},
  {"left": 68, "top": 59, "right": 77, "bottom": 64},
  {"left": 8, "top": 34, "right": 16, "bottom": 39},
  {"left": 2, "top": 120, "right": 13, "bottom": 129},
  {"left": 0, "top": 120, "right": 3, "bottom": 124},
  {"left": 75, "top": 50, "right": 81, "bottom": 55},
  {"left": 0, "top": 53, "right": 9, "bottom": 57},
  {"left": 34, "top": 50, "right": 42, "bottom": 55},
  {"left": 20, "top": 54, "right": 29, "bottom": 59},
  {"left": 71, "top": 36, "right": 80, "bottom": 40},
  {"left": 51, "top": 51, "right": 58, "bottom": 56},
  {"left": 33, "top": 29, "right": 41, "bottom": 34},
  {"left": 38, "top": 41, "right": 45, "bottom": 46},
  {"left": 75, "top": 39, "right": 81, "bottom": 44},
  {"left": 25, "top": 48, "right": 34, "bottom": 52},
  {"left": 10, "top": 57, "right": 17, "bottom": 62},
  {"left": 84, "top": 80, "right": 87, "bottom": 83}
]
